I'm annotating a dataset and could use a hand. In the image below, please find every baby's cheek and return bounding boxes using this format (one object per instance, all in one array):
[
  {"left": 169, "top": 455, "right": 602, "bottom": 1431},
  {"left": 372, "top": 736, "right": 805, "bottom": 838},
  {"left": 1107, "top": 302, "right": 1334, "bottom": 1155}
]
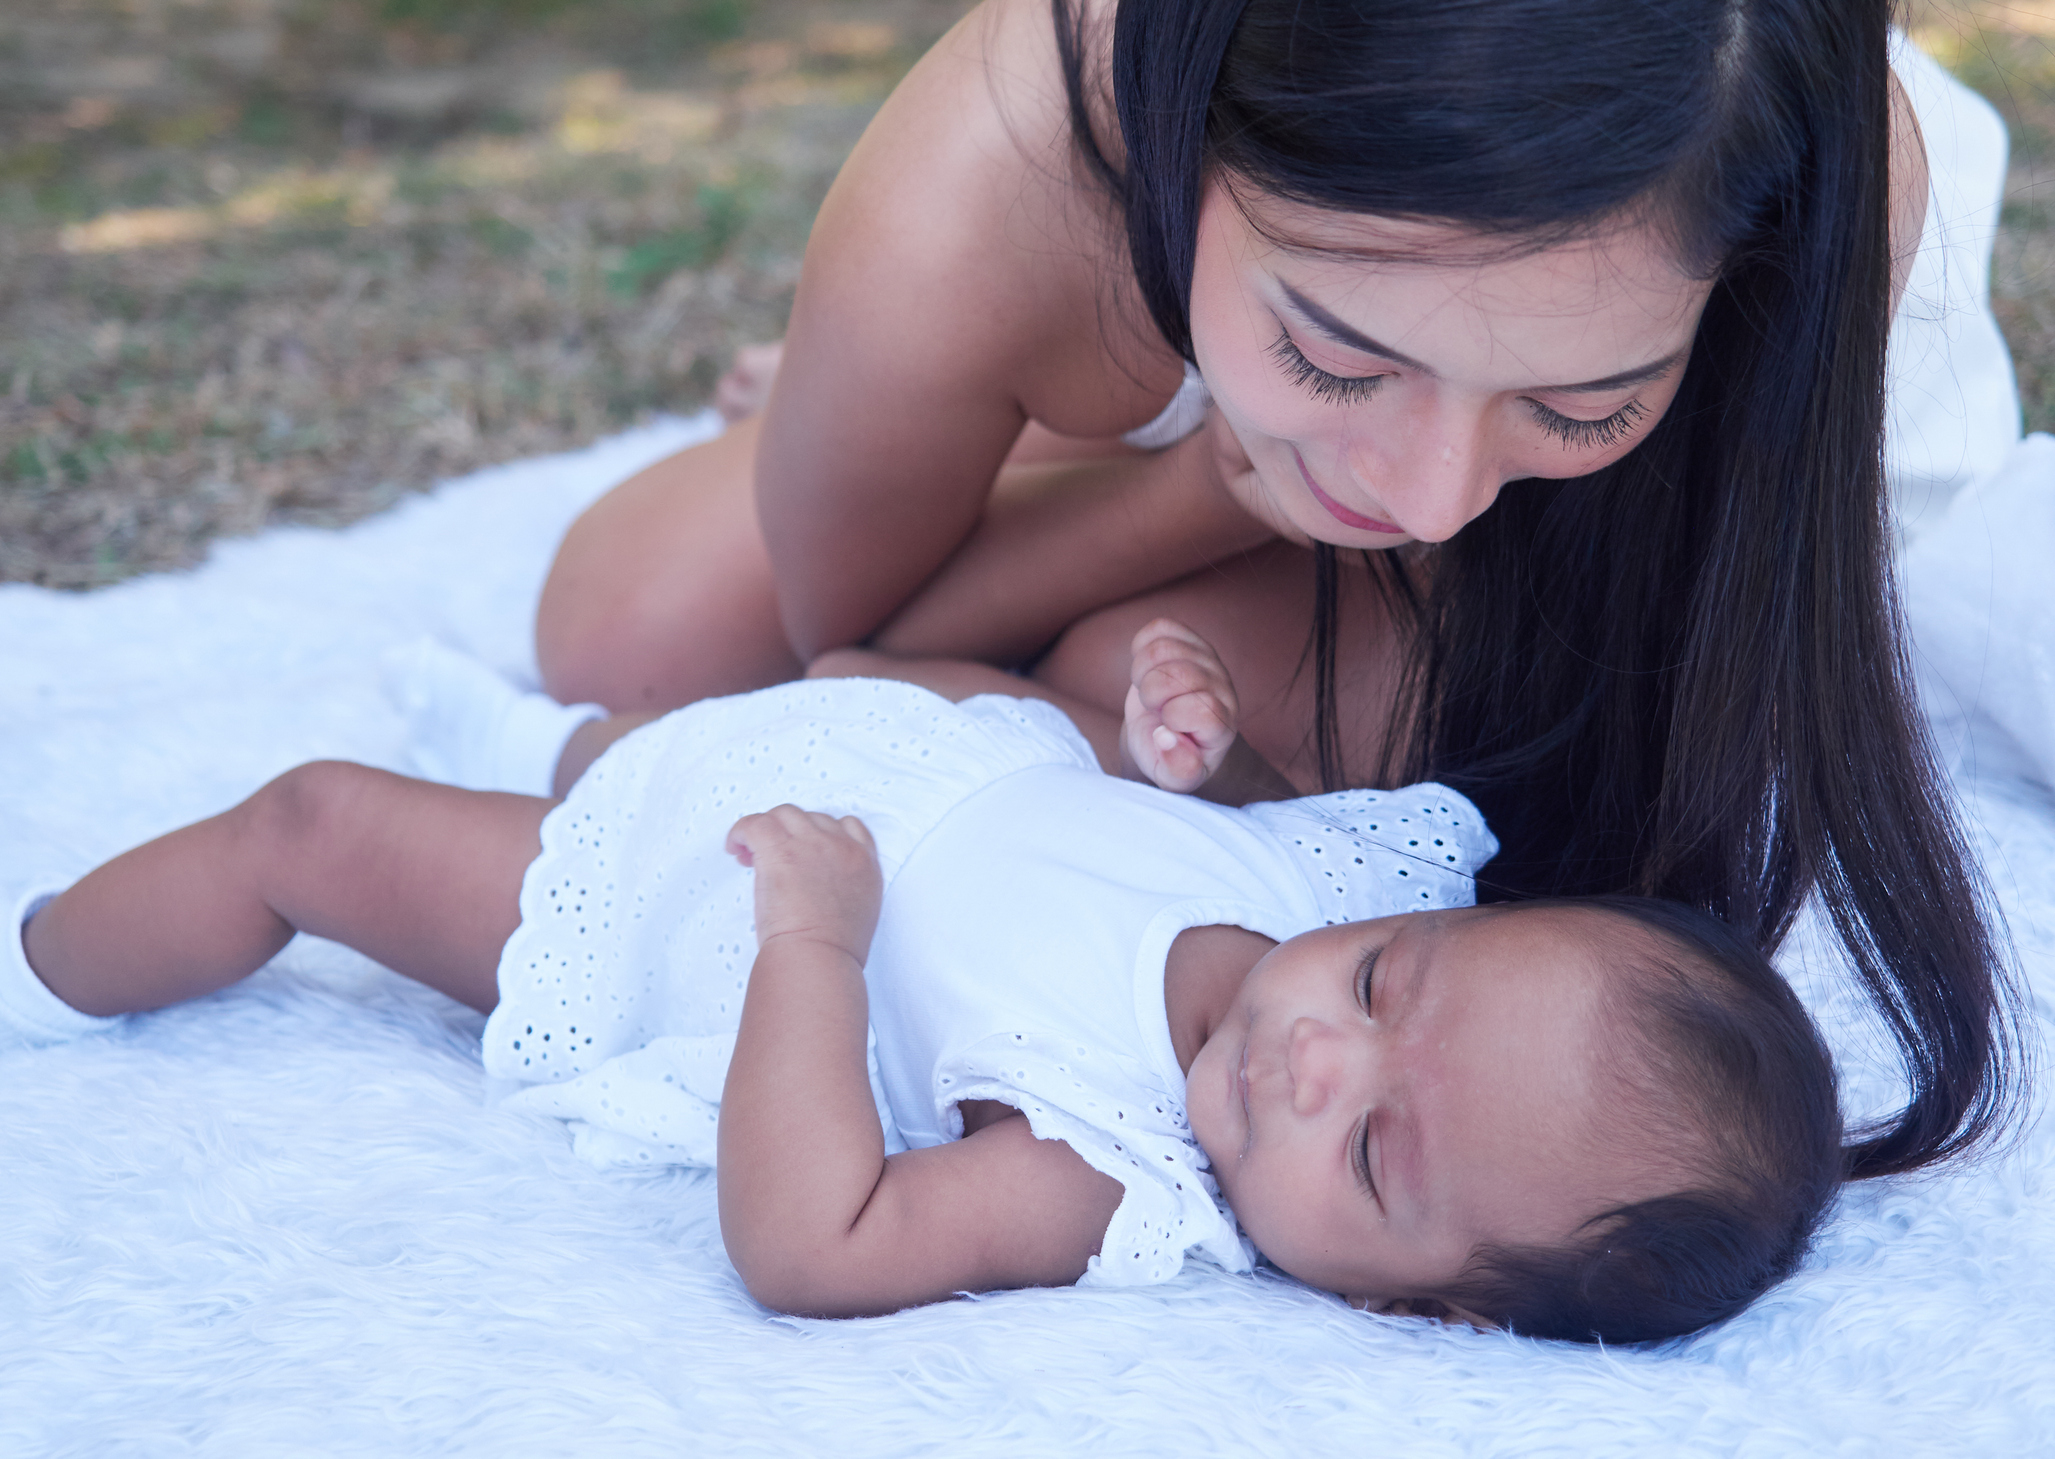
[{"left": 1182, "top": 1053, "right": 1232, "bottom": 1170}]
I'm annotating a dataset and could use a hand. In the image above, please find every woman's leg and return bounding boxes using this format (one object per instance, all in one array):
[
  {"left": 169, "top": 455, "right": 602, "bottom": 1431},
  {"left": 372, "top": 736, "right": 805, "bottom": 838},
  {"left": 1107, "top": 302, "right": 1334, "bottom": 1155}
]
[
  {"left": 552, "top": 712, "right": 657, "bottom": 795},
  {"left": 535, "top": 402, "right": 1139, "bottom": 716},
  {"left": 25, "top": 763, "right": 550, "bottom": 1017},
  {"left": 537, "top": 415, "right": 803, "bottom": 713}
]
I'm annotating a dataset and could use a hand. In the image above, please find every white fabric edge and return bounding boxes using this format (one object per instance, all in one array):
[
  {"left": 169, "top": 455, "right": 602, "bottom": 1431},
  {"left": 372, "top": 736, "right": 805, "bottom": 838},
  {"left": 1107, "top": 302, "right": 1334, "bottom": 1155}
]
[{"left": 1119, "top": 362, "right": 1213, "bottom": 452}]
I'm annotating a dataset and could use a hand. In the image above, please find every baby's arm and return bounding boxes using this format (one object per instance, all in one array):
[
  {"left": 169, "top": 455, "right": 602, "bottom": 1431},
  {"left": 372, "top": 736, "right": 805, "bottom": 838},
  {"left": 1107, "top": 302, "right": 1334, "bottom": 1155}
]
[{"left": 718, "top": 807, "right": 1120, "bottom": 1316}]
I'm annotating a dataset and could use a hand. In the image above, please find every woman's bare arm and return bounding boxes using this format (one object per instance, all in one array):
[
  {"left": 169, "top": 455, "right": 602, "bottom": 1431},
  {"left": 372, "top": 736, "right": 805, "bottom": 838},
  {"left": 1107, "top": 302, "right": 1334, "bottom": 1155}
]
[
  {"left": 870, "top": 432, "right": 1274, "bottom": 665},
  {"left": 756, "top": 0, "right": 1233, "bottom": 661}
]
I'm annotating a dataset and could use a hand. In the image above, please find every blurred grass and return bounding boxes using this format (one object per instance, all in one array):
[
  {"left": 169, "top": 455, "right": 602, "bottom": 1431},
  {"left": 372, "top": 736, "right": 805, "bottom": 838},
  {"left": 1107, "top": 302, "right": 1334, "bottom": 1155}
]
[
  {"left": 1906, "top": 2, "right": 2055, "bottom": 440},
  {"left": 1, "top": 0, "right": 2052, "bottom": 587},
  {"left": 0, "top": 0, "right": 965, "bottom": 586}
]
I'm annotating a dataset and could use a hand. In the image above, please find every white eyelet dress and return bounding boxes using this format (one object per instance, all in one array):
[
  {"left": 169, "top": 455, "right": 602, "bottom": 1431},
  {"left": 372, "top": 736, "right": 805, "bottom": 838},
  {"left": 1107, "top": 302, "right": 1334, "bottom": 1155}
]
[{"left": 482, "top": 678, "right": 1497, "bottom": 1287}]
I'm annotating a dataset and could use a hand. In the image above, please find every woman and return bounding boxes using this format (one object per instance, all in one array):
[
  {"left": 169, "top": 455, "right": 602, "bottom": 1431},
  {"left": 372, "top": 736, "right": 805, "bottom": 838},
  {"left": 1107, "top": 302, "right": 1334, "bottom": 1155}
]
[{"left": 535, "top": 0, "right": 2023, "bottom": 1179}]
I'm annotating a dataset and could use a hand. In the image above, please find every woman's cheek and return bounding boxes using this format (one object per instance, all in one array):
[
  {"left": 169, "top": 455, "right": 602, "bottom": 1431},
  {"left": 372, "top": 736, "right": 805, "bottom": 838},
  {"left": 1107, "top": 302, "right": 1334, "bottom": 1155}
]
[
  {"left": 1198, "top": 361, "right": 1320, "bottom": 476},
  {"left": 1529, "top": 377, "right": 1686, "bottom": 478},
  {"left": 1523, "top": 427, "right": 1647, "bottom": 482},
  {"left": 1206, "top": 413, "right": 1315, "bottom": 544},
  {"left": 1201, "top": 350, "right": 1321, "bottom": 443}
]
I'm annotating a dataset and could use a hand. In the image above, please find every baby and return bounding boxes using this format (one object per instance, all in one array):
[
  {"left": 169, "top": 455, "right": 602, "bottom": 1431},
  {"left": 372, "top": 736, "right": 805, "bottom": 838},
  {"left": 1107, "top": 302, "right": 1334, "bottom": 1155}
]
[{"left": 3, "top": 624, "right": 1840, "bottom": 1344}]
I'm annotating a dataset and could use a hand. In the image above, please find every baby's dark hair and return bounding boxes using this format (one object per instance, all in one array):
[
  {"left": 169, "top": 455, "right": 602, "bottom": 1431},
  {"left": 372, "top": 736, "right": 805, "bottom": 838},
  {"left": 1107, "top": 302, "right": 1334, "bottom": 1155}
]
[{"left": 1437, "top": 896, "right": 1842, "bottom": 1345}]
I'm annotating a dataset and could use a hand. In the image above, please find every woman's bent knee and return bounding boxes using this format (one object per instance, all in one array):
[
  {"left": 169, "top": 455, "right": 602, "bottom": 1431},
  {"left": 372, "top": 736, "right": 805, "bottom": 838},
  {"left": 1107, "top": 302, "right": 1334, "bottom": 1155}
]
[{"left": 535, "top": 423, "right": 800, "bottom": 710}]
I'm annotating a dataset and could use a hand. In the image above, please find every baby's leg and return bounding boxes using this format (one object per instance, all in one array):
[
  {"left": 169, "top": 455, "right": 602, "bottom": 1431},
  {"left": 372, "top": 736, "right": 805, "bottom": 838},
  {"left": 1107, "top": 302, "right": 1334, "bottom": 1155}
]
[{"left": 25, "top": 763, "right": 548, "bottom": 1018}]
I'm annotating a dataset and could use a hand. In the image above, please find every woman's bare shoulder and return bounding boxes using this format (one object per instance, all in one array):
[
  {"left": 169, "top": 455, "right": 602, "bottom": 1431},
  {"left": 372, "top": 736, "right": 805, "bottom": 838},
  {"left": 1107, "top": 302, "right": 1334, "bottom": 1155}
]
[{"left": 787, "top": 0, "right": 1181, "bottom": 437}]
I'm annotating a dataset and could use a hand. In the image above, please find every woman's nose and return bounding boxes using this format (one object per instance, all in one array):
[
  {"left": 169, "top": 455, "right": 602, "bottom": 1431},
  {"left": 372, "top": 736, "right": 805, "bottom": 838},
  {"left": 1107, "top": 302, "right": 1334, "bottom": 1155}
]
[
  {"left": 1347, "top": 402, "right": 1502, "bottom": 543},
  {"left": 1285, "top": 1016, "right": 1369, "bottom": 1117}
]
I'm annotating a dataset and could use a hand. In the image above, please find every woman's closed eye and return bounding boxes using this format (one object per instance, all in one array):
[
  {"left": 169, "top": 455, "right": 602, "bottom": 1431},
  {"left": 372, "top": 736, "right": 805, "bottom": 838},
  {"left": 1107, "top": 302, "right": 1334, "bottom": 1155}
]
[
  {"left": 1270, "top": 329, "right": 1386, "bottom": 406},
  {"left": 1526, "top": 396, "right": 1647, "bottom": 450},
  {"left": 1272, "top": 322, "right": 1651, "bottom": 453}
]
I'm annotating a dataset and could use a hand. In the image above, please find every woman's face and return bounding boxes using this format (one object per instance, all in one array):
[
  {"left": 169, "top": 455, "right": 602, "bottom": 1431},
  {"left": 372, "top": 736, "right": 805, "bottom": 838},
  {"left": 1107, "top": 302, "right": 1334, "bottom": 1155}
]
[{"left": 1186, "top": 182, "right": 1715, "bottom": 548}]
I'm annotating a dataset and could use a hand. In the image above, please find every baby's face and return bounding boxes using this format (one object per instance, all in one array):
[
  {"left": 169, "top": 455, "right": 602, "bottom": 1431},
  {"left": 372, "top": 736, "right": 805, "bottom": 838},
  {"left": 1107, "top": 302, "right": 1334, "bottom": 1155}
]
[{"left": 1185, "top": 907, "right": 1647, "bottom": 1316}]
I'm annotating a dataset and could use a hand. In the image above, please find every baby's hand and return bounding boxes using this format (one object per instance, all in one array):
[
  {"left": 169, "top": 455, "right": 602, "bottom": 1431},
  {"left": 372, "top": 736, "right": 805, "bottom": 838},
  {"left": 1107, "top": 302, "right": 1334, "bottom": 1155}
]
[
  {"left": 726, "top": 805, "right": 883, "bottom": 965},
  {"left": 1121, "top": 617, "right": 1239, "bottom": 794}
]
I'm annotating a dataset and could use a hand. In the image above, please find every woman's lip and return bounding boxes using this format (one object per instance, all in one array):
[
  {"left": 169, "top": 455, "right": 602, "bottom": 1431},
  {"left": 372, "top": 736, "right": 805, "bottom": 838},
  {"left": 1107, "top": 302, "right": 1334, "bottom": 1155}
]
[{"left": 1294, "top": 452, "right": 1405, "bottom": 535}]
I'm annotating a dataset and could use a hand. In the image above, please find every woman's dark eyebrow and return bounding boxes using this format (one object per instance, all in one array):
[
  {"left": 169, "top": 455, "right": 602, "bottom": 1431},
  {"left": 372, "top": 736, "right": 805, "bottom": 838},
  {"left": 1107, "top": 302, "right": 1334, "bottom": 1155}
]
[
  {"left": 1281, "top": 283, "right": 1434, "bottom": 374},
  {"left": 1548, "top": 352, "right": 1686, "bottom": 394},
  {"left": 1279, "top": 282, "right": 1684, "bottom": 394}
]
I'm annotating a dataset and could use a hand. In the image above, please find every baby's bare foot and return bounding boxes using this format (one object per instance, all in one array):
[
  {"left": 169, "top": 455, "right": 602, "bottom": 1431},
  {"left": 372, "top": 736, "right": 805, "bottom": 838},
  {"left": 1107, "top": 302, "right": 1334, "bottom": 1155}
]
[{"left": 715, "top": 341, "right": 785, "bottom": 423}]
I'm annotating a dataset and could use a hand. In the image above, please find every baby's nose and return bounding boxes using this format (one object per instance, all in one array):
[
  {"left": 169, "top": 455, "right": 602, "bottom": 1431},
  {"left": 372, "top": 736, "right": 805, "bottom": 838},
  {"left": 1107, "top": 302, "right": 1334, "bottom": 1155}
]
[{"left": 1286, "top": 1016, "right": 1360, "bottom": 1116}]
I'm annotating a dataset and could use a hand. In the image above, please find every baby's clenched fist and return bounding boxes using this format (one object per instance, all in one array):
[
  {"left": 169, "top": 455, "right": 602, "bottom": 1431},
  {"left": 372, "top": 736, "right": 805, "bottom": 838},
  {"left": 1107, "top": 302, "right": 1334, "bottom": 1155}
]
[
  {"left": 726, "top": 805, "right": 882, "bottom": 965},
  {"left": 1121, "top": 617, "right": 1240, "bottom": 795}
]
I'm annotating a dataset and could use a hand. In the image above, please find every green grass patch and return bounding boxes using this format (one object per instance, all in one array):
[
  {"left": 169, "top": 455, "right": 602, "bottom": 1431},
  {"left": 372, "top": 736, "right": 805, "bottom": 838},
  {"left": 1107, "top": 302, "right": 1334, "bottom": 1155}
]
[{"left": 606, "top": 180, "right": 754, "bottom": 295}]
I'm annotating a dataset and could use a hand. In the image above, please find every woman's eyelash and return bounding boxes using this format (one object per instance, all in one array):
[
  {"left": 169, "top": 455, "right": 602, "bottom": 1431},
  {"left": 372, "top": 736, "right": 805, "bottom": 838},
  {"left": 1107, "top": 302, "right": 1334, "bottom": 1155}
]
[
  {"left": 1269, "top": 330, "right": 1385, "bottom": 405},
  {"left": 1271, "top": 326, "right": 1648, "bottom": 450},
  {"left": 1528, "top": 397, "right": 1647, "bottom": 450}
]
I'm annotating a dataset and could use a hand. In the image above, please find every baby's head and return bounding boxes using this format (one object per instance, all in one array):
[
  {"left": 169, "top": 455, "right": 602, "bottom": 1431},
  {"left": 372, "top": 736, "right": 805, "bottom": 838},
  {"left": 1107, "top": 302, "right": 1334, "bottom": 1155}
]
[{"left": 1183, "top": 897, "right": 1839, "bottom": 1344}]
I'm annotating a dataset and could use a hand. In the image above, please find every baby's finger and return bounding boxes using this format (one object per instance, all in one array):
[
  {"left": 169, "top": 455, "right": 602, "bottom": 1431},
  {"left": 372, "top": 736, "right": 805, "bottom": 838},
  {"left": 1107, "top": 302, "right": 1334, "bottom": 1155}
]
[
  {"left": 724, "top": 810, "right": 774, "bottom": 865},
  {"left": 836, "top": 815, "right": 878, "bottom": 855},
  {"left": 1147, "top": 726, "right": 1209, "bottom": 793},
  {"left": 1129, "top": 615, "right": 1211, "bottom": 657},
  {"left": 1158, "top": 688, "right": 1235, "bottom": 747},
  {"left": 726, "top": 804, "right": 818, "bottom": 861},
  {"left": 1131, "top": 628, "right": 1221, "bottom": 685},
  {"left": 1137, "top": 657, "right": 1235, "bottom": 724}
]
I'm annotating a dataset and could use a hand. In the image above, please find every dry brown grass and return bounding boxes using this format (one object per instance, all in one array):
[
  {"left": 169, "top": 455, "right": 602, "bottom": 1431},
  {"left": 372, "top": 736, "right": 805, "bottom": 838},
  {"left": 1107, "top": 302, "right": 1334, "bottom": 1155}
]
[
  {"left": 2, "top": 1, "right": 2052, "bottom": 588},
  {"left": 0, "top": 0, "right": 964, "bottom": 586}
]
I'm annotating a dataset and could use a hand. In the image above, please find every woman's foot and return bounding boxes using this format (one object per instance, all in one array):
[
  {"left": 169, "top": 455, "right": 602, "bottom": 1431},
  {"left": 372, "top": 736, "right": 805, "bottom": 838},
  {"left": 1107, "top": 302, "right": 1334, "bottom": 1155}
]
[
  {"left": 714, "top": 341, "right": 784, "bottom": 423},
  {"left": 382, "top": 640, "right": 604, "bottom": 797}
]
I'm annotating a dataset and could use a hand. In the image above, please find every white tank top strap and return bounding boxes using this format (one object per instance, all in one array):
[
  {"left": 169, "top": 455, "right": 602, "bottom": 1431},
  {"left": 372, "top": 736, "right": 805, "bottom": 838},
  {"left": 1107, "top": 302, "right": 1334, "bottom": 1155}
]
[{"left": 1119, "top": 362, "right": 1213, "bottom": 451}]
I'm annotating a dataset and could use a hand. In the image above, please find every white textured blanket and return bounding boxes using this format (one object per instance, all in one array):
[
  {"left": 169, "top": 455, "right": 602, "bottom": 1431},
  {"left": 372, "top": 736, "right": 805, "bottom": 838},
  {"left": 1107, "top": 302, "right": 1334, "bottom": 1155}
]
[{"left": 3, "top": 415, "right": 2052, "bottom": 1457}]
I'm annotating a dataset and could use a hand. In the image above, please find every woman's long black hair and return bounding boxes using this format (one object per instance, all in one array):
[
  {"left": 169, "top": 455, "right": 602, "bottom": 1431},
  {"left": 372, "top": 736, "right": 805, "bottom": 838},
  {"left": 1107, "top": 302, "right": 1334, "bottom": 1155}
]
[{"left": 1053, "top": 0, "right": 2023, "bottom": 1180}]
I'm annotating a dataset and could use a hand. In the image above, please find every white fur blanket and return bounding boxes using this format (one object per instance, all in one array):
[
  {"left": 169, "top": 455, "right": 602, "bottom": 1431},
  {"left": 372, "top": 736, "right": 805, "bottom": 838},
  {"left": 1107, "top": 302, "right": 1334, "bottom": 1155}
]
[{"left": 4, "top": 415, "right": 2053, "bottom": 1457}]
